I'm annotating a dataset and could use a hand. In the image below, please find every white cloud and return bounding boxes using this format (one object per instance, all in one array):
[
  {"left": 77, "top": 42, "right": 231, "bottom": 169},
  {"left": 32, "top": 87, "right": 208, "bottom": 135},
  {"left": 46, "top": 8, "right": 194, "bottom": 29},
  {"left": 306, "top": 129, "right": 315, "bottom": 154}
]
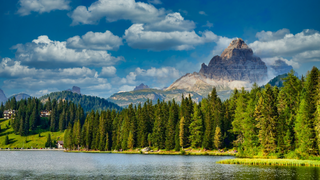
[
  {"left": 250, "top": 29, "right": 320, "bottom": 58},
  {"left": 119, "top": 85, "right": 135, "bottom": 92},
  {"left": 124, "top": 24, "right": 217, "bottom": 50},
  {"left": 144, "top": 13, "right": 195, "bottom": 32},
  {"left": 99, "top": 66, "right": 117, "bottom": 77},
  {"left": 17, "top": 0, "right": 70, "bottom": 16},
  {"left": 211, "top": 36, "right": 236, "bottom": 56},
  {"left": 199, "top": 11, "right": 207, "bottom": 15},
  {"left": 292, "top": 50, "right": 320, "bottom": 62},
  {"left": 13, "top": 35, "right": 123, "bottom": 68},
  {"left": 148, "top": 0, "right": 162, "bottom": 4},
  {"left": 255, "top": 28, "right": 290, "bottom": 42},
  {"left": 262, "top": 57, "right": 299, "bottom": 69},
  {"left": 1, "top": 58, "right": 113, "bottom": 97},
  {"left": 66, "top": 30, "right": 123, "bottom": 51},
  {"left": 69, "top": 0, "right": 165, "bottom": 25},
  {"left": 202, "top": 21, "right": 213, "bottom": 28},
  {"left": 120, "top": 67, "right": 181, "bottom": 87}
]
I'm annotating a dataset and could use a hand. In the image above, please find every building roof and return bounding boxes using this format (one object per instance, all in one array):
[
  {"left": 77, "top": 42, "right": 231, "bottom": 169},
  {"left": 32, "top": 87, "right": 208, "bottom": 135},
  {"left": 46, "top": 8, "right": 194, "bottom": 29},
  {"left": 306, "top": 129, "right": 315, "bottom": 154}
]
[{"left": 57, "top": 141, "right": 64, "bottom": 145}]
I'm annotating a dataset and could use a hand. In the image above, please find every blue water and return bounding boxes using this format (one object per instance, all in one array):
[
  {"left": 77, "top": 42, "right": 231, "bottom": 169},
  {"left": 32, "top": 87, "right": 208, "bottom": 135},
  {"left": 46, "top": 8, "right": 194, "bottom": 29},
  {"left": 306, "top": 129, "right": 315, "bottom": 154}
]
[{"left": 0, "top": 151, "right": 319, "bottom": 179}]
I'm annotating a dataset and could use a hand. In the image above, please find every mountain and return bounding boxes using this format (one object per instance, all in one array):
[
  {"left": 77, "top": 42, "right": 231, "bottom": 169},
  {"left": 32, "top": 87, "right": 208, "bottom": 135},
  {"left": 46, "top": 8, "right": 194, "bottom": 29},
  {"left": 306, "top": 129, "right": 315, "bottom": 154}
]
[
  {"left": 167, "top": 38, "right": 267, "bottom": 95},
  {"left": 0, "top": 89, "right": 7, "bottom": 104},
  {"left": 269, "top": 59, "right": 293, "bottom": 76},
  {"left": 108, "top": 38, "right": 271, "bottom": 106},
  {"left": 108, "top": 89, "right": 202, "bottom": 107},
  {"left": 9, "top": 93, "right": 31, "bottom": 101},
  {"left": 39, "top": 91, "right": 121, "bottom": 112},
  {"left": 262, "top": 73, "right": 288, "bottom": 88},
  {"left": 134, "top": 83, "right": 150, "bottom": 91},
  {"left": 66, "top": 86, "right": 81, "bottom": 94}
]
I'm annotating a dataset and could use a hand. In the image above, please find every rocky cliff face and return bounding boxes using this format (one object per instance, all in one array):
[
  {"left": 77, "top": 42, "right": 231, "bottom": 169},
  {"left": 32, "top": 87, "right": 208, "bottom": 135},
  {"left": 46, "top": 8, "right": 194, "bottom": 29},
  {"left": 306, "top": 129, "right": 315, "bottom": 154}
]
[
  {"left": 0, "top": 89, "right": 7, "bottom": 104},
  {"left": 199, "top": 38, "right": 267, "bottom": 82},
  {"left": 72, "top": 86, "right": 81, "bottom": 94},
  {"left": 134, "top": 83, "right": 150, "bottom": 91}
]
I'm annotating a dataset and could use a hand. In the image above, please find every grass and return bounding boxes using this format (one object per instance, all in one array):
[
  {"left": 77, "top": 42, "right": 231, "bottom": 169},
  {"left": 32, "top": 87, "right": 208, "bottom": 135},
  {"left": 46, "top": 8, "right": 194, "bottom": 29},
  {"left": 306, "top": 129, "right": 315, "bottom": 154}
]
[
  {"left": 0, "top": 118, "right": 64, "bottom": 149},
  {"left": 217, "top": 158, "right": 320, "bottom": 167}
]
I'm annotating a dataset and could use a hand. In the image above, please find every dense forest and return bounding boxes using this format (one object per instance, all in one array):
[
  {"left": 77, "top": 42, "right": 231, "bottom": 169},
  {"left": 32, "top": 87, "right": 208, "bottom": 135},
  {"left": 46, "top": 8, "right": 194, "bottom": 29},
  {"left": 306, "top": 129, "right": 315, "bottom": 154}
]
[
  {"left": 1, "top": 97, "right": 85, "bottom": 136},
  {"left": 2, "top": 67, "right": 320, "bottom": 159},
  {"left": 39, "top": 91, "right": 121, "bottom": 112}
]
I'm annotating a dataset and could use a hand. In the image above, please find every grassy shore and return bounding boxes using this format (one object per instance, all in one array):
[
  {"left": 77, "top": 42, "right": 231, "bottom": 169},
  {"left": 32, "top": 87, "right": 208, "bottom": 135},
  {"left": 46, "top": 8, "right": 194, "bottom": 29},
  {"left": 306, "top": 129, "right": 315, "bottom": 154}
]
[
  {"left": 0, "top": 118, "right": 64, "bottom": 149},
  {"left": 67, "top": 149, "right": 236, "bottom": 156},
  {"left": 217, "top": 158, "right": 320, "bottom": 167}
]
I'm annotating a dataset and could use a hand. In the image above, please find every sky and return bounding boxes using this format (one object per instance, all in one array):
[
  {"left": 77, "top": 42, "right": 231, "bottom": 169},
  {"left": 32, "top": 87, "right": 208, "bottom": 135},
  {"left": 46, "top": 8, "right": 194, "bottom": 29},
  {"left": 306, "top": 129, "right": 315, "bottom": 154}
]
[{"left": 1, "top": 0, "right": 320, "bottom": 98}]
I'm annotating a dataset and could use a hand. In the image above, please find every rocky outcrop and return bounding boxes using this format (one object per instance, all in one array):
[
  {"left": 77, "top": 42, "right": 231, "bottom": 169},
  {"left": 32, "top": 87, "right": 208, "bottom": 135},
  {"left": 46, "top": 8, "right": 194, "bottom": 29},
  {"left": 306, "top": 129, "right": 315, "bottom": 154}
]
[
  {"left": 0, "top": 89, "right": 7, "bottom": 104},
  {"left": 72, "top": 86, "right": 81, "bottom": 94},
  {"left": 199, "top": 38, "right": 267, "bottom": 82},
  {"left": 134, "top": 83, "right": 150, "bottom": 91}
]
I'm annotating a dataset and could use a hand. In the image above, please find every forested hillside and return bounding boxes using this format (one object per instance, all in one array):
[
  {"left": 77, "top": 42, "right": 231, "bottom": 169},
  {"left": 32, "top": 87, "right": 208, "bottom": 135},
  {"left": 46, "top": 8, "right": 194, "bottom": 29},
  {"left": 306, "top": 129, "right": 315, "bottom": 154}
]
[{"left": 40, "top": 91, "right": 121, "bottom": 112}]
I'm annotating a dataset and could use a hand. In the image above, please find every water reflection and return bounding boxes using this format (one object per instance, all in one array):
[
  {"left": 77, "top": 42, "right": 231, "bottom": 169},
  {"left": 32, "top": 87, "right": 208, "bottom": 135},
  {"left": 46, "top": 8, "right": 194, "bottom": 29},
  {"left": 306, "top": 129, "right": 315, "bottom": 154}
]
[{"left": 0, "top": 151, "right": 319, "bottom": 179}]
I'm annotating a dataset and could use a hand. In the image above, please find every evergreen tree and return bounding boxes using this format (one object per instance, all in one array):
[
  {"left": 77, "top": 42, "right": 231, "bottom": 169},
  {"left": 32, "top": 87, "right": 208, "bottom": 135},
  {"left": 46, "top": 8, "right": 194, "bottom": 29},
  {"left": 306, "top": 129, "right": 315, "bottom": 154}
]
[
  {"left": 45, "top": 134, "right": 52, "bottom": 148},
  {"left": 5, "top": 135, "right": 9, "bottom": 145},
  {"left": 179, "top": 116, "right": 186, "bottom": 149},
  {"left": 189, "top": 103, "right": 203, "bottom": 148},
  {"left": 214, "top": 126, "right": 222, "bottom": 149},
  {"left": 128, "top": 131, "right": 134, "bottom": 149}
]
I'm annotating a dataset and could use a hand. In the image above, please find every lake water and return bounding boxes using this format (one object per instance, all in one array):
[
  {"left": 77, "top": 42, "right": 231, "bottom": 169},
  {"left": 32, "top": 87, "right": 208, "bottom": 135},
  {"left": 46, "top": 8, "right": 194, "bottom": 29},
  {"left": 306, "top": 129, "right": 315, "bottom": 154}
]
[{"left": 0, "top": 151, "right": 319, "bottom": 179}]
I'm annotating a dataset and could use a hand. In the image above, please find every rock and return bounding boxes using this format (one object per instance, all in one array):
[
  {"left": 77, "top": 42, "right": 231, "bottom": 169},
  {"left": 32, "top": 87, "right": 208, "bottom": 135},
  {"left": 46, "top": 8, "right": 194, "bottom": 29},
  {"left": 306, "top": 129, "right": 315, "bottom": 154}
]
[
  {"left": 199, "top": 38, "right": 267, "bottom": 82},
  {"left": 0, "top": 89, "right": 7, "bottom": 104},
  {"left": 141, "top": 147, "right": 151, "bottom": 152},
  {"left": 134, "top": 83, "right": 150, "bottom": 91},
  {"left": 72, "top": 86, "right": 81, "bottom": 94}
]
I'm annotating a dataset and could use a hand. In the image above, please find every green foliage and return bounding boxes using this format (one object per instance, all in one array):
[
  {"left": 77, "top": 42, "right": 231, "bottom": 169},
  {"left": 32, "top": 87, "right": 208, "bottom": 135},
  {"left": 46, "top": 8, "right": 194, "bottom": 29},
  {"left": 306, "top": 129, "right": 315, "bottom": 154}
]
[{"left": 4, "top": 135, "right": 9, "bottom": 145}]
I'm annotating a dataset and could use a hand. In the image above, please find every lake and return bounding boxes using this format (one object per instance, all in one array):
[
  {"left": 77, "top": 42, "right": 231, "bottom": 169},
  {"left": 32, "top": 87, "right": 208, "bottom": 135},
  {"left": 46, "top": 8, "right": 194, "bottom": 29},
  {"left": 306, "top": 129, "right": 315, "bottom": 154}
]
[{"left": 0, "top": 151, "right": 319, "bottom": 179}]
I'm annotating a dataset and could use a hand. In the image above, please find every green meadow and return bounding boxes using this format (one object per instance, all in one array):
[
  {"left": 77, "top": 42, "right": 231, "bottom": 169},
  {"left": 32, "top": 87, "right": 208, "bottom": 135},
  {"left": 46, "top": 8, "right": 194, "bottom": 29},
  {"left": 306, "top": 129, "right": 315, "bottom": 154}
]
[{"left": 0, "top": 118, "right": 64, "bottom": 149}]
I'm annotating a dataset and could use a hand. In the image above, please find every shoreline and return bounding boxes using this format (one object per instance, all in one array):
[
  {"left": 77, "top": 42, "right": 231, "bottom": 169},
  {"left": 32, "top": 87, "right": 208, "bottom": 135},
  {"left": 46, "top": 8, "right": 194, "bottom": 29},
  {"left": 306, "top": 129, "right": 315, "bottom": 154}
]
[{"left": 0, "top": 148, "right": 65, "bottom": 151}]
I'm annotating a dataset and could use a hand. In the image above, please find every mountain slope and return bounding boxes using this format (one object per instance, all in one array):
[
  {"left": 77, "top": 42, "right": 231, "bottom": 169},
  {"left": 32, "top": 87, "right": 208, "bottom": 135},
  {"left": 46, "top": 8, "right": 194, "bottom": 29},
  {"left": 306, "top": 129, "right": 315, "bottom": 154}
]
[
  {"left": 0, "top": 89, "right": 7, "bottom": 104},
  {"left": 40, "top": 91, "right": 121, "bottom": 112},
  {"left": 9, "top": 93, "right": 31, "bottom": 101}
]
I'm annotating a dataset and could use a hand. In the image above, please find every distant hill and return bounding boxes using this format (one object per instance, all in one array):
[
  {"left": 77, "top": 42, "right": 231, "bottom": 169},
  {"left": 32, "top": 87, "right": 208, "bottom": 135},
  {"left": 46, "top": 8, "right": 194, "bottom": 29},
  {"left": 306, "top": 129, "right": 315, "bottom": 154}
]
[
  {"left": 108, "top": 88, "right": 203, "bottom": 107},
  {"left": 261, "top": 73, "right": 288, "bottom": 88},
  {"left": 0, "top": 89, "right": 7, "bottom": 104},
  {"left": 9, "top": 93, "right": 31, "bottom": 101},
  {"left": 39, "top": 91, "right": 121, "bottom": 112}
]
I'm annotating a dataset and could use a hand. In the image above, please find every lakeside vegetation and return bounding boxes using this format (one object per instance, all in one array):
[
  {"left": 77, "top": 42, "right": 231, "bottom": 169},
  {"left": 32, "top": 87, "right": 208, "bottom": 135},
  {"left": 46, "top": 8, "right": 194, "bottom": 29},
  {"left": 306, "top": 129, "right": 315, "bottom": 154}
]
[{"left": 217, "top": 158, "right": 320, "bottom": 167}]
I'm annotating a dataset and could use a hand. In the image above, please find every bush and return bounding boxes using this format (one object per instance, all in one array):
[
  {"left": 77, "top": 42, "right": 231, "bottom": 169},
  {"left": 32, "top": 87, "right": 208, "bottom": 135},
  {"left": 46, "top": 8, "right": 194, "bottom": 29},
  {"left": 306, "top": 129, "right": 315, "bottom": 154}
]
[{"left": 180, "top": 149, "right": 186, "bottom": 155}]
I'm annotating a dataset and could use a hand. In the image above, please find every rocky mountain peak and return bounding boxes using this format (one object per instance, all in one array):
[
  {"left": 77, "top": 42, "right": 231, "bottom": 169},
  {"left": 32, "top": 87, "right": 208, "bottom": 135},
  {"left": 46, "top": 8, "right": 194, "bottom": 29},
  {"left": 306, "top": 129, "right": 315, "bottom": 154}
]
[
  {"left": 199, "top": 38, "right": 267, "bottom": 83},
  {"left": 134, "top": 83, "right": 150, "bottom": 91}
]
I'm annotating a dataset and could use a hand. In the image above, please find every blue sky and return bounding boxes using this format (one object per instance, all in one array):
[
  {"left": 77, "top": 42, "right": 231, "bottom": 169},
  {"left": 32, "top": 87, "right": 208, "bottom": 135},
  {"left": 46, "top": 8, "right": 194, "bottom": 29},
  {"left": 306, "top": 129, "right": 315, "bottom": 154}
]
[{"left": 1, "top": 0, "right": 320, "bottom": 98}]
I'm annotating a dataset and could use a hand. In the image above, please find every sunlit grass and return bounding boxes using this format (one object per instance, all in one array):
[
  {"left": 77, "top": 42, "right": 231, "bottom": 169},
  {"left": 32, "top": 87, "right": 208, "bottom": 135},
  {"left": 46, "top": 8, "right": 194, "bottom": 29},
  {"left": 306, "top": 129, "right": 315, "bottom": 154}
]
[
  {"left": 217, "top": 158, "right": 320, "bottom": 167},
  {"left": 0, "top": 118, "right": 64, "bottom": 149}
]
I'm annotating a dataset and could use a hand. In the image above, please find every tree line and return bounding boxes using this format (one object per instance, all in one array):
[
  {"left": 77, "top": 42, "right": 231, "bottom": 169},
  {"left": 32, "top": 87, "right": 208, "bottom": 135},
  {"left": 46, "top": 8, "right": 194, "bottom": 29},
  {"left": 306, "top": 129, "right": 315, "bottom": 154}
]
[{"left": 3, "top": 97, "right": 85, "bottom": 136}]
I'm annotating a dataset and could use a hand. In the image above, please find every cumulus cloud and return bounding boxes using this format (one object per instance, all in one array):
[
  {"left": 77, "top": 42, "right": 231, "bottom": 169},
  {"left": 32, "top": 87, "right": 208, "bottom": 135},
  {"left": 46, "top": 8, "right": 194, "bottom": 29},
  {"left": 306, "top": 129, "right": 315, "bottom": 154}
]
[
  {"left": 120, "top": 67, "right": 181, "bottom": 88},
  {"left": 17, "top": 0, "right": 70, "bottom": 16},
  {"left": 144, "top": 13, "right": 195, "bottom": 32},
  {"left": 124, "top": 24, "right": 217, "bottom": 50},
  {"left": 255, "top": 28, "right": 290, "bottom": 42},
  {"left": 262, "top": 57, "right": 299, "bottom": 69},
  {"left": 292, "top": 50, "right": 320, "bottom": 62},
  {"left": 13, "top": 35, "right": 123, "bottom": 68},
  {"left": 250, "top": 29, "right": 320, "bottom": 58},
  {"left": 69, "top": 0, "right": 165, "bottom": 25},
  {"left": 0, "top": 57, "right": 112, "bottom": 97},
  {"left": 99, "top": 66, "right": 117, "bottom": 77},
  {"left": 66, "top": 30, "right": 123, "bottom": 51}
]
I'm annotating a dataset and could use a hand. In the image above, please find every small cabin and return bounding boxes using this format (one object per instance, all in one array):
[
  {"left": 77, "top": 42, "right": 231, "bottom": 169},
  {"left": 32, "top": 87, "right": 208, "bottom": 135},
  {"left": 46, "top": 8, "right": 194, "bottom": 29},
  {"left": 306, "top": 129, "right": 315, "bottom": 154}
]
[
  {"left": 57, "top": 141, "right": 64, "bottom": 149},
  {"left": 40, "top": 110, "right": 51, "bottom": 117},
  {"left": 3, "top": 110, "right": 17, "bottom": 119}
]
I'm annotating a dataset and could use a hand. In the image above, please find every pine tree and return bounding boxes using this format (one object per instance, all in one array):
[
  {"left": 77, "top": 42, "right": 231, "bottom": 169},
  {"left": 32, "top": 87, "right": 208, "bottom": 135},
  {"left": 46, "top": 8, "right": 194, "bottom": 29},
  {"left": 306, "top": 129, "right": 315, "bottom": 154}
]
[
  {"left": 127, "top": 131, "right": 134, "bottom": 149},
  {"left": 179, "top": 116, "right": 186, "bottom": 149},
  {"left": 45, "top": 134, "right": 52, "bottom": 148},
  {"left": 189, "top": 103, "right": 203, "bottom": 148},
  {"left": 73, "top": 120, "right": 81, "bottom": 150},
  {"left": 165, "top": 101, "right": 178, "bottom": 150},
  {"left": 214, "top": 126, "right": 222, "bottom": 149},
  {"left": 4, "top": 135, "right": 9, "bottom": 145}
]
